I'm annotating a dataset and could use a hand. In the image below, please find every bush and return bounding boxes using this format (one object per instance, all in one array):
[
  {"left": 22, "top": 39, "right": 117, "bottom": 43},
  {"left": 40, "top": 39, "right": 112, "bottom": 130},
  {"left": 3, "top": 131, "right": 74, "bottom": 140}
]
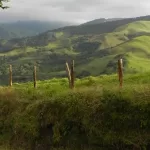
[{"left": 0, "top": 85, "right": 150, "bottom": 149}]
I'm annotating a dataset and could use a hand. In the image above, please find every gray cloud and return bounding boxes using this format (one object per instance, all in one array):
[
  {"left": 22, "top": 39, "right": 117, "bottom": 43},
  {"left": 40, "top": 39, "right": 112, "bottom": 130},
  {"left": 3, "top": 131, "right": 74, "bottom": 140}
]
[{"left": 0, "top": 0, "right": 150, "bottom": 23}]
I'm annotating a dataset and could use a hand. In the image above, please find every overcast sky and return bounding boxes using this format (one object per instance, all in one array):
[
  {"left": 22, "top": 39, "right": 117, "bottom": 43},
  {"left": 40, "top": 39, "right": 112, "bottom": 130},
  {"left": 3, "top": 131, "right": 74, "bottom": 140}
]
[{"left": 0, "top": 0, "right": 150, "bottom": 24}]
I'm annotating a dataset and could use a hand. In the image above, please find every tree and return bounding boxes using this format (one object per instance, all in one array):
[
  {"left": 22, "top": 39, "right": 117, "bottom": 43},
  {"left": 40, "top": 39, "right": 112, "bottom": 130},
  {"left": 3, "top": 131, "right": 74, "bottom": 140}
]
[{"left": 0, "top": 0, "right": 9, "bottom": 9}]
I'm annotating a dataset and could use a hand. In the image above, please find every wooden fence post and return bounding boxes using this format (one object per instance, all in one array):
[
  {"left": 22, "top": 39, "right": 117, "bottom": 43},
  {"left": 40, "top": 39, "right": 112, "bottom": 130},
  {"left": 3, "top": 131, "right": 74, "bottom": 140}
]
[
  {"left": 66, "top": 62, "right": 71, "bottom": 88},
  {"left": 71, "top": 60, "right": 75, "bottom": 89},
  {"left": 9, "top": 65, "right": 12, "bottom": 87},
  {"left": 33, "top": 66, "right": 37, "bottom": 88},
  {"left": 118, "top": 59, "right": 123, "bottom": 88},
  {"left": 66, "top": 60, "right": 75, "bottom": 89}
]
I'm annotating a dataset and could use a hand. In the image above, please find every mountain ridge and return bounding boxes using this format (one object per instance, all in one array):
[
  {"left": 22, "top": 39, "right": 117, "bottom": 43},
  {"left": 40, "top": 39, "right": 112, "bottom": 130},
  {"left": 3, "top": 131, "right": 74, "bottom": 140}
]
[{"left": 81, "top": 18, "right": 123, "bottom": 25}]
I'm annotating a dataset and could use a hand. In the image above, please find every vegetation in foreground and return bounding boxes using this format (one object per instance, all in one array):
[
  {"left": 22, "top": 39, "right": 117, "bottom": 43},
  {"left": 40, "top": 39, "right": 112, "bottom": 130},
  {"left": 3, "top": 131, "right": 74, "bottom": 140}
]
[{"left": 1, "top": 73, "right": 150, "bottom": 150}]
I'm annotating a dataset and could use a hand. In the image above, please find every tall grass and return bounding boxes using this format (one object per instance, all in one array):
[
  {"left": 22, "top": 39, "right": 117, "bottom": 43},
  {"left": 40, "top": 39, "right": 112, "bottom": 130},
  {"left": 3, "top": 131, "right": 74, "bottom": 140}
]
[{"left": 1, "top": 73, "right": 150, "bottom": 149}]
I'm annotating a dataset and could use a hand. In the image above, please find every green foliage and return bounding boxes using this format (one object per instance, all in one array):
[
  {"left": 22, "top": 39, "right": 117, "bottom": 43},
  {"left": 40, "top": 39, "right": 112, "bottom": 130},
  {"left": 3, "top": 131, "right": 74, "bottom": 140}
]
[
  {"left": 0, "top": 0, "right": 9, "bottom": 9},
  {"left": 1, "top": 73, "right": 150, "bottom": 149}
]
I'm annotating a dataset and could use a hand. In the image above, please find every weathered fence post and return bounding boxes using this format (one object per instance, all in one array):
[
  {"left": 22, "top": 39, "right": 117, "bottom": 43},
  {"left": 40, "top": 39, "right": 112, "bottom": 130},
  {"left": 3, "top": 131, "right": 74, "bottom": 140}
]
[
  {"left": 33, "top": 65, "right": 37, "bottom": 88},
  {"left": 9, "top": 65, "right": 12, "bottom": 87},
  {"left": 118, "top": 59, "right": 123, "bottom": 88},
  {"left": 66, "top": 62, "right": 71, "bottom": 88},
  {"left": 70, "top": 60, "right": 75, "bottom": 89}
]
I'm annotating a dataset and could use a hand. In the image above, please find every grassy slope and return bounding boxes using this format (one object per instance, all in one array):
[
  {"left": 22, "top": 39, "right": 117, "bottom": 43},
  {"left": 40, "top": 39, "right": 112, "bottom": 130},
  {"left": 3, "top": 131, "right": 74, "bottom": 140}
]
[
  {"left": 100, "top": 21, "right": 150, "bottom": 50},
  {"left": 99, "top": 32, "right": 127, "bottom": 50},
  {"left": 76, "top": 55, "right": 116, "bottom": 75},
  {"left": 115, "top": 21, "right": 150, "bottom": 33},
  {"left": 112, "top": 35, "right": 150, "bottom": 72},
  {"left": 84, "top": 21, "right": 150, "bottom": 74}
]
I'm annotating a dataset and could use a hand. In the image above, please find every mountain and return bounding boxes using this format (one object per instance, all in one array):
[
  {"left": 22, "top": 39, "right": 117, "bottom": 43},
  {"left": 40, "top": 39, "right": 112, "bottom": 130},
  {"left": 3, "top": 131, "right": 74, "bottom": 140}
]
[
  {"left": 0, "top": 15, "right": 150, "bottom": 84},
  {"left": 0, "top": 20, "right": 73, "bottom": 39},
  {"left": 51, "top": 15, "right": 150, "bottom": 35},
  {"left": 81, "top": 18, "right": 123, "bottom": 25}
]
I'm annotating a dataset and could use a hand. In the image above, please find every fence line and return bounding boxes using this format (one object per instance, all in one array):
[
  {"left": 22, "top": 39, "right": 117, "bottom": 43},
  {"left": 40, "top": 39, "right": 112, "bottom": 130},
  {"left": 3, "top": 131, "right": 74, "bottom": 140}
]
[{"left": 4, "top": 59, "right": 123, "bottom": 89}]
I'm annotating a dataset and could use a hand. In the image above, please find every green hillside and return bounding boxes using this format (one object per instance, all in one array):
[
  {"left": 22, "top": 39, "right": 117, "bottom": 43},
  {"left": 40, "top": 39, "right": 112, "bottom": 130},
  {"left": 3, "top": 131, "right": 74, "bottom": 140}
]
[
  {"left": 115, "top": 21, "right": 150, "bottom": 33},
  {"left": 100, "top": 21, "right": 150, "bottom": 49},
  {"left": 0, "top": 17, "right": 150, "bottom": 84},
  {"left": 112, "top": 35, "right": 150, "bottom": 73}
]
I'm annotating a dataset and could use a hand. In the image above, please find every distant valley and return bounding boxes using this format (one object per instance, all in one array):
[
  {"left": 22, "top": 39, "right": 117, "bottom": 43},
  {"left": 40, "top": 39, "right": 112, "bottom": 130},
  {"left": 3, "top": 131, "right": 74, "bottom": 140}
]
[{"left": 0, "top": 20, "right": 73, "bottom": 39}]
